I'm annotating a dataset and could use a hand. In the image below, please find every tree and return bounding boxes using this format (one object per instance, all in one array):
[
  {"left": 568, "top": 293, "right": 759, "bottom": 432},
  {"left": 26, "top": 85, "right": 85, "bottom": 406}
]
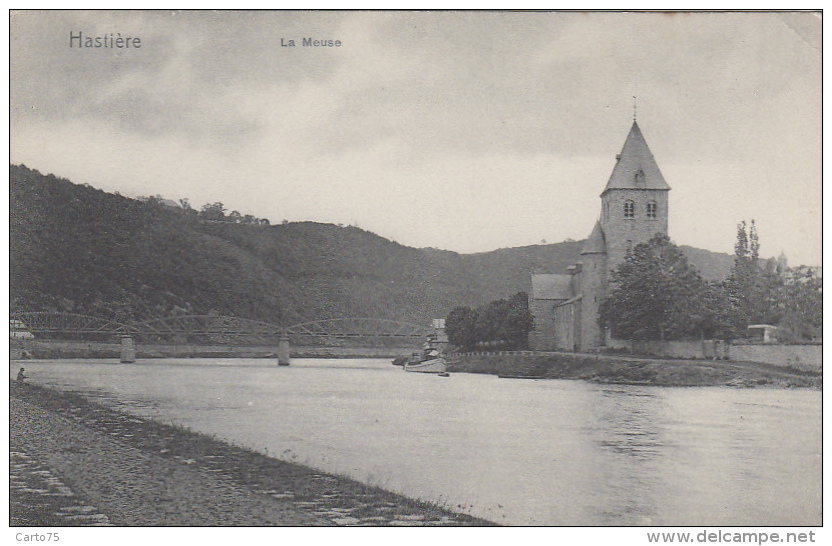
[
  {"left": 179, "top": 198, "right": 197, "bottom": 218},
  {"left": 734, "top": 220, "right": 749, "bottom": 259},
  {"left": 199, "top": 202, "right": 227, "bottom": 221},
  {"left": 690, "top": 281, "right": 734, "bottom": 340},
  {"left": 776, "top": 267, "right": 822, "bottom": 342},
  {"left": 447, "top": 292, "right": 534, "bottom": 351},
  {"left": 724, "top": 220, "right": 782, "bottom": 336},
  {"left": 504, "top": 292, "right": 534, "bottom": 349},
  {"left": 474, "top": 299, "right": 509, "bottom": 347},
  {"left": 749, "top": 220, "right": 760, "bottom": 261},
  {"left": 144, "top": 195, "right": 164, "bottom": 207},
  {"left": 445, "top": 306, "right": 478, "bottom": 350},
  {"left": 600, "top": 234, "right": 710, "bottom": 343}
]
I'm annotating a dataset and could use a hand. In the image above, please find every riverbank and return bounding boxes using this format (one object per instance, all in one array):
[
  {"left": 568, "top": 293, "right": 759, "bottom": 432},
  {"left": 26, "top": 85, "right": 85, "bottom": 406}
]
[
  {"left": 9, "top": 381, "right": 493, "bottom": 526},
  {"left": 447, "top": 353, "right": 821, "bottom": 389}
]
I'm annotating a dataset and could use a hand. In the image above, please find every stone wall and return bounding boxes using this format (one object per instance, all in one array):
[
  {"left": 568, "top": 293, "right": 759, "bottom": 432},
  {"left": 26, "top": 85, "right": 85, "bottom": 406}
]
[
  {"left": 728, "top": 344, "right": 822, "bottom": 372},
  {"left": 529, "top": 299, "right": 557, "bottom": 351},
  {"left": 614, "top": 340, "right": 819, "bottom": 371},
  {"left": 554, "top": 299, "right": 580, "bottom": 351},
  {"left": 578, "top": 254, "right": 604, "bottom": 351},
  {"left": 630, "top": 340, "right": 730, "bottom": 360}
]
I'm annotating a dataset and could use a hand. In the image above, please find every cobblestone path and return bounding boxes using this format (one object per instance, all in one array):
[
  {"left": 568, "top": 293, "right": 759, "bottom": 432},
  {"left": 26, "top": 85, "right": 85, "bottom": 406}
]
[
  {"left": 10, "top": 397, "right": 326, "bottom": 526},
  {"left": 10, "top": 384, "right": 490, "bottom": 526},
  {"left": 10, "top": 449, "right": 112, "bottom": 526}
]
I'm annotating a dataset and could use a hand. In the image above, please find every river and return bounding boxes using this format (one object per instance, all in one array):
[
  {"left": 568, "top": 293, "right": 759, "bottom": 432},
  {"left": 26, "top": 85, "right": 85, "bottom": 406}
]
[{"left": 11, "top": 358, "right": 822, "bottom": 526}]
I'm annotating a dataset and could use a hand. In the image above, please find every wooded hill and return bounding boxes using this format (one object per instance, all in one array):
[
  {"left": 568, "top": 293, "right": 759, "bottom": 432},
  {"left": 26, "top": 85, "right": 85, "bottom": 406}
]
[{"left": 9, "top": 164, "right": 733, "bottom": 326}]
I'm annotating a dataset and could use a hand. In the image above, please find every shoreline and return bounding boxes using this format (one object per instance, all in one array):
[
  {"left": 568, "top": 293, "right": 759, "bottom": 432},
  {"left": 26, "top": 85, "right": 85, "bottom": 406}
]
[
  {"left": 11, "top": 349, "right": 822, "bottom": 390},
  {"left": 9, "top": 381, "right": 494, "bottom": 526},
  {"left": 447, "top": 353, "right": 821, "bottom": 389},
  {"left": 11, "top": 340, "right": 821, "bottom": 390}
]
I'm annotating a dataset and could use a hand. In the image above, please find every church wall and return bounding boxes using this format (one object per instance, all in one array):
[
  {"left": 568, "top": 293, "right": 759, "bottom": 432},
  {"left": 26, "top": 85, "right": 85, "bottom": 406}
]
[
  {"left": 570, "top": 265, "right": 583, "bottom": 295},
  {"left": 529, "top": 298, "right": 558, "bottom": 351},
  {"left": 553, "top": 299, "right": 581, "bottom": 351},
  {"left": 578, "top": 252, "right": 606, "bottom": 350}
]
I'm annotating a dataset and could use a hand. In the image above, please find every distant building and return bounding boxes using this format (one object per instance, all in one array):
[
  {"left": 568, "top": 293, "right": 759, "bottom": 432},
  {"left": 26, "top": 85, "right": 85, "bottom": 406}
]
[
  {"left": 747, "top": 324, "right": 778, "bottom": 344},
  {"left": 432, "top": 318, "right": 448, "bottom": 345},
  {"left": 785, "top": 264, "right": 822, "bottom": 283},
  {"left": 530, "top": 121, "right": 670, "bottom": 352}
]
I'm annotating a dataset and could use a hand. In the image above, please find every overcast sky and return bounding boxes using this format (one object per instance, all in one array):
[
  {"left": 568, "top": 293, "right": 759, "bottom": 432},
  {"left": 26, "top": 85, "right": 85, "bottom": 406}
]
[{"left": 10, "top": 10, "right": 822, "bottom": 266}]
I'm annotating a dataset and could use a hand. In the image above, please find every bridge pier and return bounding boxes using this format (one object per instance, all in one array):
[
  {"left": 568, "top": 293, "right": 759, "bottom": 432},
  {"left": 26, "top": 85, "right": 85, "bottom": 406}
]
[
  {"left": 277, "top": 337, "right": 290, "bottom": 366},
  {"left": 120, "top": 335, "right": 136, "bottom": 363}
]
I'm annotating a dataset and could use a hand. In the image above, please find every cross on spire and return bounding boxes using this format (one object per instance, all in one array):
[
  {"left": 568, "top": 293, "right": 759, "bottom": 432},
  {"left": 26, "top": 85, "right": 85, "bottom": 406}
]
[{"left": 633, "top": 95, "right": 637, "bottom": 121}]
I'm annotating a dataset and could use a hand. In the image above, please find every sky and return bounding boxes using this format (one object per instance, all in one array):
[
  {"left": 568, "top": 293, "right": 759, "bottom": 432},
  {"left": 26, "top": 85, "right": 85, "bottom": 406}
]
[{"left": 9, "top": 10, "right": 823, "bottom": 266}]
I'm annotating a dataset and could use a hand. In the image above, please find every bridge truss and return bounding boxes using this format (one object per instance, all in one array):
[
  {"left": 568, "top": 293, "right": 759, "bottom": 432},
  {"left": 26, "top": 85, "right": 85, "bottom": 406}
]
[
  {"left": 11, "top": 312, "right": 431, "bottom": 347},
  {"left": 287, "top": 318, "right": 429, "bottom": 347},
  {"left": 10, "top": 312, "right": 127, "bottom": 341},
  {"left": 130, "top": 315, "right": 286, "bottom": 344}
]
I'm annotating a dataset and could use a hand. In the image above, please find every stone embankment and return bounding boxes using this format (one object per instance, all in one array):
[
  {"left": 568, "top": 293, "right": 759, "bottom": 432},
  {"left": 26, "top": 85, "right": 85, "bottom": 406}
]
[
  {"left": 9, "top": 381, "right": 492, "bottom": 527},
  {"left": 447, "top": 352, "right": 821, "bottom": 389}
]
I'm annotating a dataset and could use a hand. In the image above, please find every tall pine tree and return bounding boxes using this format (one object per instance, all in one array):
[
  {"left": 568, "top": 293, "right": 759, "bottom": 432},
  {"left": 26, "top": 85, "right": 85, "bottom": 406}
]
[{"left": 724, "top": 220, "right": 782, "bottom": 336}]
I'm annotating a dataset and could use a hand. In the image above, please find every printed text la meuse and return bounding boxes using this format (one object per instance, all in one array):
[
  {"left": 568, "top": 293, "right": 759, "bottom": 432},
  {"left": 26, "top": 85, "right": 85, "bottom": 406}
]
[{"left": 281, "top": 38, "right": 342, "bottom": 47}]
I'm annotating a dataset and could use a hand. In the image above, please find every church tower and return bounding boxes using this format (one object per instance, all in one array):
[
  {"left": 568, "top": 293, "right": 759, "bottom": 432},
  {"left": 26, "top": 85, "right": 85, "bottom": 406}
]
[
  {"left": 529, "top": 118, "right": 672, "bottom": 353},
  {"left": 599, "top": 121, "right": 671, "bottom": 272}
]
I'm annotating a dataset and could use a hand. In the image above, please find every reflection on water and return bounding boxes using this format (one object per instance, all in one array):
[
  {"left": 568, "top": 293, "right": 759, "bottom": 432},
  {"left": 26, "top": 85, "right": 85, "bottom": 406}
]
[
  {"left": 584, "top": 388, "right": 667, "bottom": 525},
  {"left": 12, "top": 358, "right": 821, "bottom": 526}
]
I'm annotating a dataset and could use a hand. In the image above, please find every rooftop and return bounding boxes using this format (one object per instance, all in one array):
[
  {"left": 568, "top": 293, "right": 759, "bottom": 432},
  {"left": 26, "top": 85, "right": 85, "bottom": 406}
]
[{"left": 601, "top": 121, "right": 670, "bottom": 196}]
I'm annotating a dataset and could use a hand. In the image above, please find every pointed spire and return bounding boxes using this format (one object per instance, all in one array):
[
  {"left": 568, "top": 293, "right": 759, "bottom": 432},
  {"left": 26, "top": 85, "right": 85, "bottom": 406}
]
[
  {"left": 601, "top": 121, "right": 670, "bottom": 196},
  {"left": 581, "top": 221, "right": 606, "bottom": 255}
]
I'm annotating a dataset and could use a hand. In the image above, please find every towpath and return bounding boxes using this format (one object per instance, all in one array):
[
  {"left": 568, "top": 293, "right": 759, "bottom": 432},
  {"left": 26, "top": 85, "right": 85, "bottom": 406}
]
[{"left": 10, "top": 382, "right": 491, "bottom": 526}]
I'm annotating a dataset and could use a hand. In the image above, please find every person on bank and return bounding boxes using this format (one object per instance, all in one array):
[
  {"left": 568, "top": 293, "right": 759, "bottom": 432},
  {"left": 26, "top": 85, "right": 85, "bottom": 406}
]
[{"left": 16, "top": 367, "right": 26, "bottom": 382}]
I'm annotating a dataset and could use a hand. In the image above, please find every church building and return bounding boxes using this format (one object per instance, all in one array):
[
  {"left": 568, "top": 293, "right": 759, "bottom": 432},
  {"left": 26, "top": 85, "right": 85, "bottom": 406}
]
[{"left": 530, "top": 121, "right": 671, "bottom": 352}]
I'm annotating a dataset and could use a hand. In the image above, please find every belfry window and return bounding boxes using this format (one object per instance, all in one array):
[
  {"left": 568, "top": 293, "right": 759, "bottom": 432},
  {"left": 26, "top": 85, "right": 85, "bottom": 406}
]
[
  {"left": 624, "top": 199, "right": 635, "bottom": 219},
  {"left": 647, "top": 200, "right": 658, "bottom": 219},
  {"left": 635, "top": 169, "right": 645, "bottom": 185}
]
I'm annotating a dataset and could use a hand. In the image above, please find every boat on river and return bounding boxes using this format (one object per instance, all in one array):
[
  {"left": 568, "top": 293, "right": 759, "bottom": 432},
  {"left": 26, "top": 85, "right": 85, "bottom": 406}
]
[
  {"left": 404, "top": 335, "right": 447, "bottom": 374},
  {"left": 404, "top": 354, "right": 447, "bottom": 373}
]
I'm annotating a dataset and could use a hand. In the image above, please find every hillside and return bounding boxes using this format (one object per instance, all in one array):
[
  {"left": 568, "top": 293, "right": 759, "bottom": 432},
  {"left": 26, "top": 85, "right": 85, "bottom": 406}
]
[{"left": 9, "top": 164, "right": 734, "bottom": 326}]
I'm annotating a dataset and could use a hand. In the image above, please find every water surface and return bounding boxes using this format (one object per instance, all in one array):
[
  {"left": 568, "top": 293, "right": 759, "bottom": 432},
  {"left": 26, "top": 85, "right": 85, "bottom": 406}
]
[{"left": 12, "top": 358, "right": 822, "bottom": 526}]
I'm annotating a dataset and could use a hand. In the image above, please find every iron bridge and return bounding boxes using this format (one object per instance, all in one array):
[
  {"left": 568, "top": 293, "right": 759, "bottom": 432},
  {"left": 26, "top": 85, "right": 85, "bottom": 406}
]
[{"left": 10, "top": 312, "right": 431, "bottom": 346}]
